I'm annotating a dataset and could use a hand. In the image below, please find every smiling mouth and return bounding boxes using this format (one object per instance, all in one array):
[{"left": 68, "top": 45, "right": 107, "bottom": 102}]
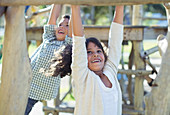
[
  {"left": 58, "top": 30, "right": 65, "bottom": 34},
  {"left": 58, "top": 32, "right": 64, "bottom": 34},
  {"left": 91, "top": 60, "right": 101, "bottom": 63}
]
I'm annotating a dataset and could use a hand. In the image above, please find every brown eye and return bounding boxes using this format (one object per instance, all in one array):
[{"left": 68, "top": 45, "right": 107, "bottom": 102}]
[
  {"left": 87, "top": 51, "right": 92, "bottom": 54},
  {"left": 97, "top": 50, "right": 102, "bottom": 53}
]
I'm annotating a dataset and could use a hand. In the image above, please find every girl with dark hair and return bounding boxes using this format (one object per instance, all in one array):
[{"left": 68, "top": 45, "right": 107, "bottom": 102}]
[
  {"left": 48, "top": 5, "right": 124, "bottom": 115},
  {"left": 71, "top": 5, "right": 124, "bottom": 115},
  {"left": 25, "top": 4, "right": 72, "bottom": 115}
]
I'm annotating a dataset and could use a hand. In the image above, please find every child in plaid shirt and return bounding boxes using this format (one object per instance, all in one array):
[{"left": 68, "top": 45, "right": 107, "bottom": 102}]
[{"left": 25, "top": 4, "right": 72, "bottom": 115}]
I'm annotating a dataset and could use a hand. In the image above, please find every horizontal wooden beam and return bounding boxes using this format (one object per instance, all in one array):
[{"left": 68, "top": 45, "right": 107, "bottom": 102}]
[
  {"left": 26, "top": 25, "right": 167, "bottom": 41},
  {"left": 1, "top": 0, "right": 170, "bottom": 6},
  {"left": 43, "top": 105, "right": 144, "bottom": 114},
  {"left": 43, "top": 106, "right": 74, "bottom": 113},
  {"left": 118, "top": 69, "right": 153, "bottom": 76}
]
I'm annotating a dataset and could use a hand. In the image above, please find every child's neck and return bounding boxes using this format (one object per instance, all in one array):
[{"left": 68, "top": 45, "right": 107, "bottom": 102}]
[
  {"left": 95, "top": 71, "right": 112, "bottom": 88},
  {"left": 94, "top": 71, "right": 103, "bottom": 76}
]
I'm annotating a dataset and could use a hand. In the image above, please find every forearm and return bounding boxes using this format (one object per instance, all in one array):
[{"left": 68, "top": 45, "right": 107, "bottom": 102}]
[
  {"left": 48, "top": 4, "right": 61, "bottom": 25},
  {"left": 108, "top": 23, "right": 124, "bottom": 68},
  {"left": 113, "top": 6, "right": 124, "bottom": 24},
  {"left": 71, "top": 5, "right": 84, "bottom": 37},
  {"left": 108, "top": 6, "right": 124, "bottom": 67}
]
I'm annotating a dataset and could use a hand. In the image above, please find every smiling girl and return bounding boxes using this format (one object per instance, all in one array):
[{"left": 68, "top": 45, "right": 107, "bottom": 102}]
[
  {"left": 71, "top": 5, "right": 124, "bottom": 115},
  {"left": 25, "top": 4, "right": 72, "bottom": 115},
  {"left": 46, "top": 5, "right": 124, "bottom": 115}
]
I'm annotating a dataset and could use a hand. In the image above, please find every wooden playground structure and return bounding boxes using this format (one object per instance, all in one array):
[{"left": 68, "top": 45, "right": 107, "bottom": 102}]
[{"left": 0, "top": 0, "right": 170, "bottom": 115}]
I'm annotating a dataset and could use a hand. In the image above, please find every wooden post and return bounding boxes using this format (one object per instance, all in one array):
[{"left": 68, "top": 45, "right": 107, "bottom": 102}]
[
  {"left": 133, "top": 41, "right": 145, "bottom": 112},
  {"left": 132, "top": 5, "right": 143, "bottom": 25},
  {"left": 132, "top": 5, "right": 145, "bottom": 113},
  {"left": 145, "top": 3, "right": 170, "bottom": 115},
  {"left": 42, "top": 100, "right": 50, "bottom": 115},
  {"left": 0, "top": 6, "right": 32, "bottom": 115},
  {"left": 53, "top": 88, "right": 60, "bottom": 115},
  {"left": 127, "top": 45, "right": 134, "bottom": 105}
]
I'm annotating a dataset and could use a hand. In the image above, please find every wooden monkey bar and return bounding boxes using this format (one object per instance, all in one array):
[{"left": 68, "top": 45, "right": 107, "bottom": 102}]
[
  {"left": 43, "top": 105, "right": 145, "bottom": 114},
  {"left": 1, "top": 0, "right": 170, "bottom": 6}
]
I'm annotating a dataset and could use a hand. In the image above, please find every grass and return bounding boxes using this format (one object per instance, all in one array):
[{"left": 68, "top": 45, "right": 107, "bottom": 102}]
[
  {"left": 60, "top": 87, "right": 75, "bottom": 102},
  {"left": 143, "top": 40, "right": 161, "bottom": 58},
  {"left": 28, "top": 41, "right": 39, "bottom": 56},
  {"left": 121, "top": 40, "right": 161, "bottom": 64}
]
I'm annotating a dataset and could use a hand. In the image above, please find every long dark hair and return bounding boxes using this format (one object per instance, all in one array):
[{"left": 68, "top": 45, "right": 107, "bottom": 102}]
[
  {"left": 46, "top": 37, "right": 107, "bottom": 77},
  {"left": 45, "top": 44, "right": 72, "bottom": 78}
]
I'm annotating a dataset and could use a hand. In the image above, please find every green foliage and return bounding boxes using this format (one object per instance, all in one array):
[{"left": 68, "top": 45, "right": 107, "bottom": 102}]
[
  {"left": 82, "top": 6, "right": 114, "bottom": 25},
  {"left": 39, "top": 5, "right": 47, "bottom": 9},
  {"left": 28, "top": 41, "right": 38, "bottom": 57},
  {"left": 122, "top": 40, "right": 161, "bottom": 64},
  {"left": 60, "top": 87, "right": 75, "bottom": 101},
  {"left": 143, "top": 20, "right": 159, "bottom": 26},
  {"left": 143, "top": 4, "right": 166, "bottom": 16},
  {"left": 81, "top": 4, "right": 166, "bottom": 26},
  {"left": 63, "top": 92, "right": 75, "bottom": 101},
  {"left": 95, "top": 6, "right": 113, "bottom": 25},
  {"left": 95, "top": 16, "right": 110, "bottom": 26}
]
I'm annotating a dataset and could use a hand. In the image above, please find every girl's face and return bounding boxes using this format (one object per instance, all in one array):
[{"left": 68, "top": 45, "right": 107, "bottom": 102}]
[
  {"left": 87, "top": 42, "right": 105, "bottom": 72},
  {"left": 56, "top": 18, "right": 69, "bottom": 41}
]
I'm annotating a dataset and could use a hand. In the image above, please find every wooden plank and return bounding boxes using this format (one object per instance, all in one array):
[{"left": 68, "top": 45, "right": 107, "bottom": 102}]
[
  {"left": 144, "top": 26, "right": 167, "bottom": 40},
  {"left": 26, "top": 26, "right": 167, "bottom": 41},
  {"left": 43, "top": 105, "right": 145, "bottom": 114},
  {"left": 124, "top": 26, "right": 143, "bottom": 41},
  {"left": 118, "top": 69, "right": 153, "bottom": 76},
  {"left": 1, "top": 0, "right": 170, "bottom": 6},
  {"left": 122, "top": 105, "right": 144, "bottom": 115},
  {"left": 0, "top": 6, "right": 32, "bottom": 115},
  {"left": 26, "top": 26, "right": 43, "bottom": 41},
  {"left": 43, "top": 106, "right": 74, "bottom": 113},
  {"left": 133, "top": 41, "right": 145, "bottom": 112}
]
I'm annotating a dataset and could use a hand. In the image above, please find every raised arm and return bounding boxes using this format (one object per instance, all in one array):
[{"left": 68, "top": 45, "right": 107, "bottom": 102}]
[
  {"left": 105, "top": 6, "right": 124, "bottom": 69},
  {"left": 71, "top": 5, "right": 88, "bottom": 84},
  {"left": 48, "top": 4, "right": 61, "bottom": 25},
  {"left": 113, "top": 6, "right": 124, "bottom": 24},
  {"left": 71, "top": 5, "right": 84, "bottom": 37}
]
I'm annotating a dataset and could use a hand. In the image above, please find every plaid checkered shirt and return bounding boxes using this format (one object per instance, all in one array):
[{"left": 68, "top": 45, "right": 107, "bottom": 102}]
[{"left": 29, "top": 24, "right": 72, "bottom": 100}]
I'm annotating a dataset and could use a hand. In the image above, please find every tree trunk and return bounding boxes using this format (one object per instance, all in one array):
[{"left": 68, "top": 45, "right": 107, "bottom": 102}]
[
  {"left": 0, "top": 6, "right": 32, "bottom": 115},
  {"left": 145, "top": 33, "right": 170, "bottom": 115},
  {"left": 145, "top": 3, "right": 170, "bottom": 115}
]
